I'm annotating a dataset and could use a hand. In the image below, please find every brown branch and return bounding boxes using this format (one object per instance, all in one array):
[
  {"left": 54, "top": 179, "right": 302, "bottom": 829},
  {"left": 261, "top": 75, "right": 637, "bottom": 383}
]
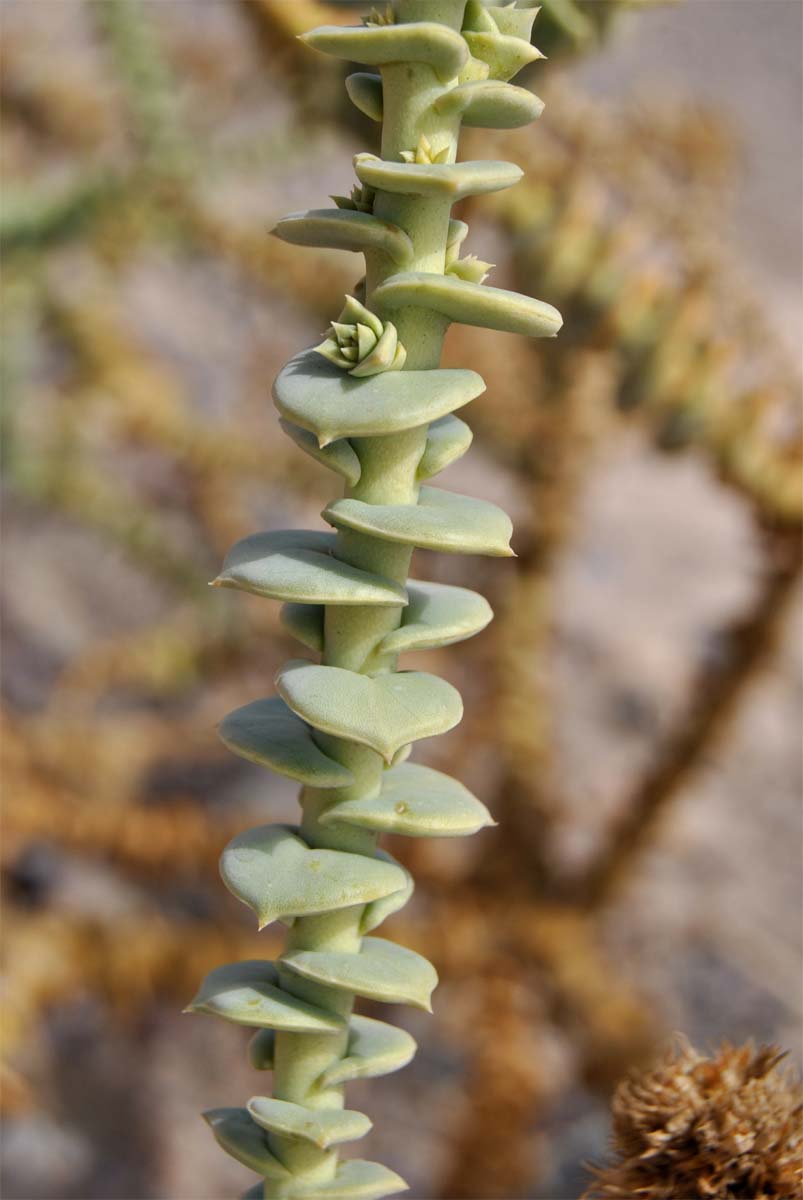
[{"left": 579, "top": 525, "right": 802, "bottom": 910}]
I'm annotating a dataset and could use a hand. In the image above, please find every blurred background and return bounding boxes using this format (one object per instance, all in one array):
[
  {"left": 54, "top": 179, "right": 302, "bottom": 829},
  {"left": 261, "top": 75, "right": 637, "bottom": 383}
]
[{"left": 1, "top": 1, "right": 801, "bottom": 1197}]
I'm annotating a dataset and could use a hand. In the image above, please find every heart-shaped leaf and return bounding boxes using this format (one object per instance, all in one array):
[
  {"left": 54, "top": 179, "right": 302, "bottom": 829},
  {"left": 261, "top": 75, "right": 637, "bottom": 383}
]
[
  {"left": 220, "top": 824, "right": 407, "bottom": 929},
  {"left": 319, "top": 1015, "right": 416, "bottom": 1088},
  {"left": 274, "top": 349, "right": 483, "bottom": 447},
  {"left": 280, "top": 420, "right": 361, "bottom": 486},
  {"left": 355, "top": 153, "right": 522, "bottom": 200},
  {"left": 214, "top": 529, "right": 405, "bottom": 606},
  {"left": 374, "top": 272, "right": 562, "bottom": 338},
  {"left": 281, "top": 936, "right": 437, "bottom": 1011},
  {"left": 203, "top": 1108, "right": 291, "bottom": 1180},
  {"left": 320, "top": 762, "right": 494, "bottom": 838},
  {"left": 186, "top": 961, "right": 344, "bottom": 1033},
  {"left": 324, "top": 485, "right": 514, "bottom": 557},
  {"left": 276, "top": 659, "right": 463, "bottom": 763},
  {"left": 418, "top": 414, "right": 473, "bottom": 479},
  {"left": 378, "top": 581, "right": 492, "bottom": 654},
  {"left": 219, "top": 697, "right": 354, "bottom": 789},
  {"left": 247, "top": 1096, "right": 371, "bottom": 1150}
]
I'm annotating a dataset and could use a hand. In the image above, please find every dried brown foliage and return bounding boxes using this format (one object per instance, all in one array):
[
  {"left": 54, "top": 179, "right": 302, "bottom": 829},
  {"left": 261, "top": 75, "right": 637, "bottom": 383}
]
[{"left": 585, "top": 1040, "right": 803, "bottom": 1200}]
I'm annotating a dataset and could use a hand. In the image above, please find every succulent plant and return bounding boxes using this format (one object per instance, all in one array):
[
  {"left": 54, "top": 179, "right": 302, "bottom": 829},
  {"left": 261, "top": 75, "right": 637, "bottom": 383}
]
[{"left": 187, "top": 3, "right": 560, "bottom": 1197}]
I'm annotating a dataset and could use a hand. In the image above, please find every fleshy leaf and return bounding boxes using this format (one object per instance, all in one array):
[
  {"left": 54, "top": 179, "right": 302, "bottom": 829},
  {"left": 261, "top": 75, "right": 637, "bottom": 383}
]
[
  {"left": 248, "top": 1027, "right": 275, "bottom": 1071},
  {"left": 319, "top": 1015, "right": 417, "bottom": 1087},
  {"left": 324, "top": 485, "right": 514, "bottom": 557},
  {"left": 463, "top": 31, "right": 543, "bottom": 81},
  {"left": 273, "top": 209, "right": 413, "bottom": 264},
  {"left": 276, "top": 659, "right": 463, "bottom": 763},
  {"left": 214, "top": 529, "right": 406, "bottom": 607},
  {"left": 281, "top": 936, "right": 438, "bottom": 1011},
  {"left": 279, "top": 420, "right": 362, "bottom": 486},
  {"left": 203, "top": 1108, "right": 291, "bottom": 1179},
  {"left": 374, "top": 271, "right": 563, "bottom": 337},
  {"left": 274, "top": 348, "right": 484, "bottom": 446},
  {"left": 355, "top": 153, "right": 522, "bottom": 200},
  {"left": 321, "top": 762, "right": 494, "bottom": 838},
  {"left": 187, "top": 961, "right": 344, "bottom": 1032},
  {"left": 219, "top": 697, "right": 354, "bottom": 789},
  {"left": 280, "top": 601, "right": 325, "bottom": 652},
  {"left": 346, "top": 72, "right": 383, "bottom": 122},
  {"left": 247, "top": 1096, "right": 371, "bottom": 1149},
  {"left": 418, "top": 413, "right": 473, "bottom": 478},
  {"left": 434, "top": 79, "right": 544, "bottom": 127},
  {"left": 379, "top": 581, "right": 493, "bottom": 654},
  {"left": 300, "top": 23, "right": 468, "bottom": 82},
  {"left": 288, "top": 1159, "right": 409, "bottom": 1199},
  {"left": 220, "top": 824, "right": 407, "bottom": 928},
  {"left": 360, "top": 849, "right": 414, "bottom": 933}
]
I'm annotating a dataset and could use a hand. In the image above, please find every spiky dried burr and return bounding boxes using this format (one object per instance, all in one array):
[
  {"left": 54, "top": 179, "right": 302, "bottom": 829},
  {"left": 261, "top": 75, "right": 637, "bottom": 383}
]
[{"left": 584, "top": 1039, "right": 803, "bottom": 1200}]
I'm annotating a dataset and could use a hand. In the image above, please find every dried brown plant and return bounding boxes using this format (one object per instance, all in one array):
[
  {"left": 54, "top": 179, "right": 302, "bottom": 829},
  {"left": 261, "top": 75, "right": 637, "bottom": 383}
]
[{"left": 584, "top": 1040, "right": 803, "bottom": 1200}]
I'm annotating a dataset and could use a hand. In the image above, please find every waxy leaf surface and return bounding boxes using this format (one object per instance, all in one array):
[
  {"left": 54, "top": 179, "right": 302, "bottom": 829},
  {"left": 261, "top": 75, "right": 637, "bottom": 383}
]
[
  {"left": 188, "top": 961, "right": 344, "bottom": 1032},
  {"left": 247, "top": 1096, "right": 371, "bottom": 1149},
  {"left": 274, "top": 349, "right": 483, "bottom": 446},
  {"left": 203, "top": 1108, "right": 291, "bottom": 1179},
  {"left": 355, "top": 154, "right": 522, "bottom": 200},
  {"left": 276, "top": 660, "right": 463, "bottom": 762},
  {"left": 215, "top": 529, "right": 405, "bottom": 606},
  {"left": 374, "top": 272, "right": 563, "bottom": 337},
  {"left": 324, "top": 485, "right": 514, "bottom": 557},
  {"left": 320, "top": 1015, "right": 417, "bottom": 1088},
  {"left": 220, "top": 824, "right": 407, "bottom": 928},
  {"left": 281, "top": 936, "right": 437, "bottom": 1011},
  {"left": 219, "top": 697, "right": 354, "bottom": 788},
  {"left": 321, "top": 762, "right": 494, "bottom": 838}
]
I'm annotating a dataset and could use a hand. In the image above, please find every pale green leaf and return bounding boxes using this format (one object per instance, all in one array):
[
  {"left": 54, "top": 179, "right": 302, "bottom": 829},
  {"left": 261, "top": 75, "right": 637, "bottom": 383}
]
[
  {"left": 214, "top": 529, "right": 406, "bottom": 607},
  {"left": 379, "top": 581, "right": 492, "bottom": 654},
  {"left": 324, "top": 485, "right": 514, "bottom": 557},
  {"left": 273, "top": 209, "right": 412, "bottom": 264},
  {"left": 203, "top": 1108, "right": 291, "bottom": 1179},
  {"left": 374, "top": 271, "right": 562, "bottom": 338},
  {"left": 220, "top": 824, "right": 407, "bottom": 929},
  {"left": 355, "top": 153, "right": 522, "bottom": 200},
  {"left": 463, "top": 30, "right": 543, "bottom": 81},
  {"left": 300, "top": 23, "right": 468, "bottom": 82},
  {"left": 247, "top": 1096, "right": 370, "bottom": 1149},
  {"left": 276, "top": 659, "right": 463, "bottom": 763},
  {"left": 345, "top": 72, "right": 383, "bottom": 121},
  {"left": 187, "top": 961, "right": 344, "bottom": 1032},
  {"left": 280, "top": 420, "right": 361, "bottom": 486},
  {"left": 219, "top": 697, "right": 354, "bottom": 789},
  {"left": 321, "top": 762, "right": 494, "bottom": 838},
  {"left": 319, "top": 1015, "right": 416, "bottom": 1087},
  {"left": 284, "top": 1159, "right": 408, "bottom": 1200},
  {"left": 281, "top": 936, "right": 437, "bottom": 1011},
  {"left": 280, "top": 602, "right": 325, "bottom": 652},
  {"left": 273, "top": 349, "right": 484, "bottom": 446},
  {"left": 360, "top": 849, "right": 413, "bottom": 933},
  {"left": 435, "top": 79, "right": 543, "bottom": 127},
  {"left": 418, "top": 413, "right": 473, "bottom": 478},
  {"left": 247, "top": 1027, "right": 275, "bottom": 1071}
]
